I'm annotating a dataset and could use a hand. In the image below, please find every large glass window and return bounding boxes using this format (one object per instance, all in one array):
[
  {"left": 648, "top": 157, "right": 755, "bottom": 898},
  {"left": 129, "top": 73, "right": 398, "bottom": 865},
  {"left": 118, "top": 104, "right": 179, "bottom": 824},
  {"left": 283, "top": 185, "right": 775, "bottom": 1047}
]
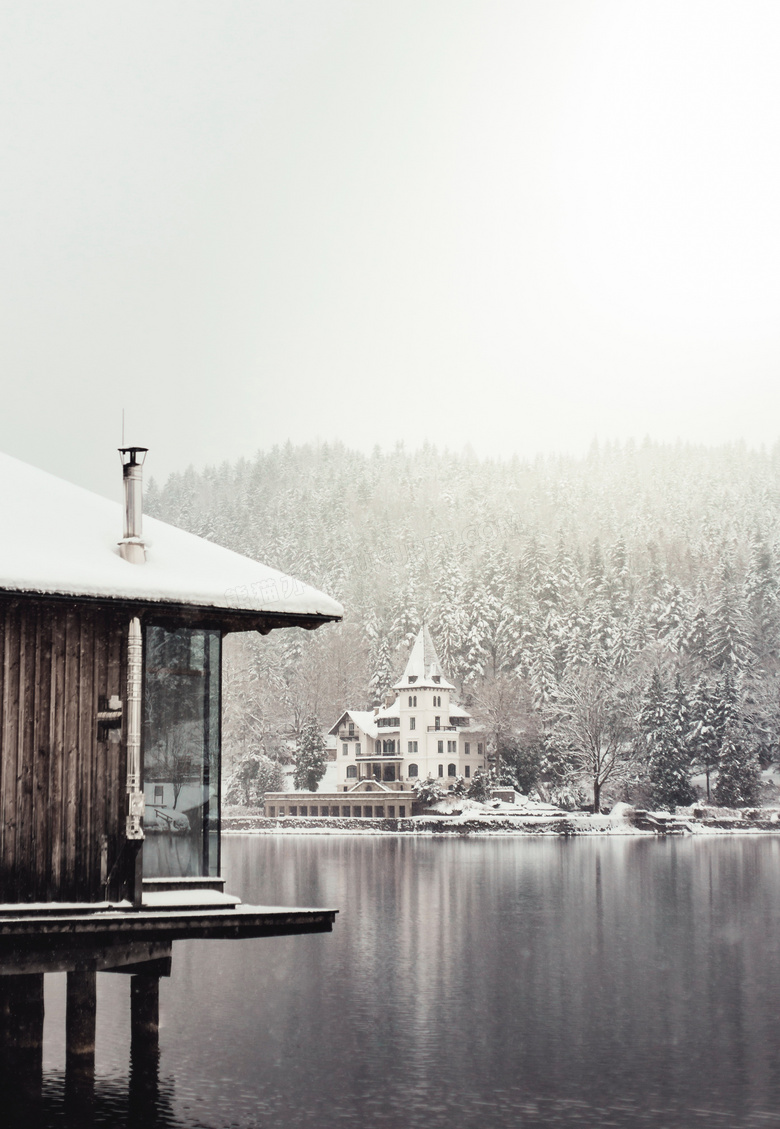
[{"left": 142, "top": 625, "right": 221, "bottom": 879}]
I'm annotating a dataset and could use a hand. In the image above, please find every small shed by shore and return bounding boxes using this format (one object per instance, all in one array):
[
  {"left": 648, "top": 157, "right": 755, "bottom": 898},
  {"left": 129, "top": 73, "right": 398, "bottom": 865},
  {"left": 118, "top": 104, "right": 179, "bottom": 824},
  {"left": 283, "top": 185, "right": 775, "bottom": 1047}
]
[{"left": 0, "top": 447, "right": 343, "bottom": 1109}]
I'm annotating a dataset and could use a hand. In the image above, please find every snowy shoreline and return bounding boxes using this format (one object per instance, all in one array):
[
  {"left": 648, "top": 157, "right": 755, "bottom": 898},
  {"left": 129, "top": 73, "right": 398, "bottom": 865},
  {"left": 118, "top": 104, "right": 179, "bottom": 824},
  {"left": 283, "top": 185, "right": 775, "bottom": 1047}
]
[{"left": 222, "top": 813, "right": 780, "bottom": 838}]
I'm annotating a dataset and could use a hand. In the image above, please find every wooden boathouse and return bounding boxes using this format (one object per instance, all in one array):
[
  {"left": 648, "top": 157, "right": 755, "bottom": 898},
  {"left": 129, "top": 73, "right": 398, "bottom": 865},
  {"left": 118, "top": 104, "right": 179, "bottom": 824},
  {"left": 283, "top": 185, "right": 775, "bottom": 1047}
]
[{"left": 0, "top": 447, "right": 342, "bottom": 1111}]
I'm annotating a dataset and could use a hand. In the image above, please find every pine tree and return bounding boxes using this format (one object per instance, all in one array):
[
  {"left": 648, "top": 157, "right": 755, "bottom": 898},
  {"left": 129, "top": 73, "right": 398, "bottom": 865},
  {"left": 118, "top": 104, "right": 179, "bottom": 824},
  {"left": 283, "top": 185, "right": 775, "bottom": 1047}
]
[
  {"left": 709, "top": 575, "right": 749, "bottom": 672},
  {"left": 293, "top": 716, "right": 327, "bottom": 791},
  {"left": 670, "top": 673, "right": 691, "bottom": 755},
  {"left": 528, "top": 637, "right": 558, "bottom": 711},
  {"left": 647, "top": 734, "right": 696, "bottom": 809},
  {"left": 714, "top": 725, "right": 761, "bottom": 807},
  {"left": 638, "top": 669, "right": 668, "bottom": 751},
  {"left": 745, "top": 535, "right": 780, "bottom": 664},
  {"left": 689, "top": 678, "right": 720, "bottom": 801}
]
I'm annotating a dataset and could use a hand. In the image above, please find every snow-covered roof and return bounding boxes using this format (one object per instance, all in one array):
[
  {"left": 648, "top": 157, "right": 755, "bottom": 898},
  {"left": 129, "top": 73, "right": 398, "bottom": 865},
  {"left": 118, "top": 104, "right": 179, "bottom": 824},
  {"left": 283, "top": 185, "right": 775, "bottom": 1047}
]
[
  {"left": 374, "top": 702, "right": 399, "bottom": 719},
  {"left": 328, "top": 710, "right": 378, "bottom": 739},
  {"left": 393, "top": 625, "right": 456, "bottom": 690},
  {"left": 0, "top": 453, "right": 343, "bottom": 624}
]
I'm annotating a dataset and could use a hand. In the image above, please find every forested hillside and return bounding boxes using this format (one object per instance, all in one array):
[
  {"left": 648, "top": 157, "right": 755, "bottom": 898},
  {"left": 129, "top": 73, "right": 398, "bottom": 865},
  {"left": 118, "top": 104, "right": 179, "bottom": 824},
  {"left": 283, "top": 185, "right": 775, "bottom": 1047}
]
[{"left": 146, "top": 439, "right": 780, "bottom": 808}]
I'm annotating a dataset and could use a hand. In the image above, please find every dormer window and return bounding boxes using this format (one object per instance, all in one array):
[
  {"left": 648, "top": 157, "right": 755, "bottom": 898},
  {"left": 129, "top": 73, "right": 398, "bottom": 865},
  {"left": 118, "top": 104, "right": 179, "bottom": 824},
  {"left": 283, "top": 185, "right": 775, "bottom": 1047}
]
[
  {"left": 432, "top": 675, "right": 440, "bottom": 684},
  {"left": 408, "top": 676, "right": 417, "bottom": 684}
]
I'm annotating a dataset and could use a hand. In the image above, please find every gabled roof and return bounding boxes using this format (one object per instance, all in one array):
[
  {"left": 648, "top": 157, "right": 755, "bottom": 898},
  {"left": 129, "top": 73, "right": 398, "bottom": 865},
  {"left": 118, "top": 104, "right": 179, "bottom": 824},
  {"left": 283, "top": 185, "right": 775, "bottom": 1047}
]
[
  {"left": 393, "top": 625, "right": 456, "bottom": 690},
  {"left": 373, "top": 702, "right": 400, "bottom": 725},
  {"left": 0, "top": 453, "right": 343, "bottom": 626},
  {"left": 346, "top": 779, "right": 394, "bottom": 793},
  {"left": 328, "top": 710, "right": 378, "bottom": 739}
]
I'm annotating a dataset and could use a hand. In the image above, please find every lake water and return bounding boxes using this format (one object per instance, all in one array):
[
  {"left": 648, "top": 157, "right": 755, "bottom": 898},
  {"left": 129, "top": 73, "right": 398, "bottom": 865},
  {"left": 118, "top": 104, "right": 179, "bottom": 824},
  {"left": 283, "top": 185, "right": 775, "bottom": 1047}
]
[{"left": 33, "top": 834, "right": 780, "bottom": 1128}]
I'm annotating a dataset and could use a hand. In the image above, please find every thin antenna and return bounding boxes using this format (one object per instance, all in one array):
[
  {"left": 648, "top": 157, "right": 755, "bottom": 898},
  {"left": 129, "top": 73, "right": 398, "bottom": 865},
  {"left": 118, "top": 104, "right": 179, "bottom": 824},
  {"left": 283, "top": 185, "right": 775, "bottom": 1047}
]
[{"left": 122, "top": 408, "right": 125, "bottom": 448}]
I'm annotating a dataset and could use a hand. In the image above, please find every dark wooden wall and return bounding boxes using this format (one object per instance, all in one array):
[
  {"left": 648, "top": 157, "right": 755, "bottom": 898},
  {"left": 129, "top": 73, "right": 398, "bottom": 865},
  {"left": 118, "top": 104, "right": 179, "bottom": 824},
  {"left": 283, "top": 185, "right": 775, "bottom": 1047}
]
[{"left": 0, "top": 597, "right": 132, "bottom": 903}]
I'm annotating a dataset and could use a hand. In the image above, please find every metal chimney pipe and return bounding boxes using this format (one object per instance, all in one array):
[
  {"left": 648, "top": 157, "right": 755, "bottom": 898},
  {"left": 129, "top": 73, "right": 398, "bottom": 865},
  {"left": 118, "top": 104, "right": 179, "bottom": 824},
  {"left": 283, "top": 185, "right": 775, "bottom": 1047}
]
[{"left": 118, "top": 447, "right": 148, "bottom": 564}]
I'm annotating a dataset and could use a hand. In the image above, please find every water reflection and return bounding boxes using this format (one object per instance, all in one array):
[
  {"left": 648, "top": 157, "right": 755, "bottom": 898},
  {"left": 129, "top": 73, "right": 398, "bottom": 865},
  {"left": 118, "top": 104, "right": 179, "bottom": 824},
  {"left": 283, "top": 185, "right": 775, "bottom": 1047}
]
[{"left": 23, "top": 836, "right": 780, "bottom": 1127}]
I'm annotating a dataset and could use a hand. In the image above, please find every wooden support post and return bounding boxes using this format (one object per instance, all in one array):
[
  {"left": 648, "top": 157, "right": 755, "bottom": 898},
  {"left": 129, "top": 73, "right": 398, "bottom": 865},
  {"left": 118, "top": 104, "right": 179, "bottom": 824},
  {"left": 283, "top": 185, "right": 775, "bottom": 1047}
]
[
  {"left": 129, "top": 973, "right": 160, "bottom": 1117},
  {"left": 0, "top": 973, "right": 44, "bottom": 1113},
  {"left": 131, "top": 840, "right": 144, "bottom": 908},
  {"left": 65, "top": 968, "right": 96, "bottom": 1109}
]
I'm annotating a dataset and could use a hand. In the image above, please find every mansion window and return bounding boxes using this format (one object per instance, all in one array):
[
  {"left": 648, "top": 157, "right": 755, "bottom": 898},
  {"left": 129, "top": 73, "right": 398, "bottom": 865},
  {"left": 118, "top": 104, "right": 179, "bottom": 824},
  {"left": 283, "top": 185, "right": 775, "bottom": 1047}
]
[
  {"left": 409, "top": 717, "right": 416, "bottom": 731},
  {"left": 478, "top": 743, "right": 484, "bottom": 756},
  {"left": 376, "top": 740, "right": 381, "bottom": 753},
  {"left": 438, "top": 740, "right": 444, "bottom": 754},
  {"left": 435, "top": 716, "right": 441, "bottom": 730},
  {"left": 465, "top": 742, "right": 470, "bottom": 755},
  {"left": 448, "top": 763, "right": 457, "bottom": 777},
  {"left": 343, "top": 744, "right": 349, "bottom": 756},
  {"left": 465, "top": 765, "right": 471, "bottom": 778},
  {"left": 408, "top": 764, "right": 419, "bottom": 778},
  {"left": 408, "top": 741, "right": 418, "bottom": 753},
  {"left": 438, "top": 765, "right": 444, "bottom": 777},
  {"left": 447, "top": 740, "right": 457, "bottom": 753},
  {"left": 355, "top": 743, "right": 361, "bottom": 755},
  {"left": 408, "top": 695, "right": 417, "bottom": 707},
  {"left": 347, "top": 765, "right": 357, "bottom": 778}
]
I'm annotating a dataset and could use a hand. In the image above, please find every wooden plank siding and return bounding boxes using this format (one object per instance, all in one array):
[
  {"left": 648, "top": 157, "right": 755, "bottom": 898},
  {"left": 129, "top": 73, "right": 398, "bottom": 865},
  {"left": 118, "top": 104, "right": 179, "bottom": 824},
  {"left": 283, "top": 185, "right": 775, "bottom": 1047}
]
[{"left": 0, "top": 597, "right": 131, "bottom": 903}]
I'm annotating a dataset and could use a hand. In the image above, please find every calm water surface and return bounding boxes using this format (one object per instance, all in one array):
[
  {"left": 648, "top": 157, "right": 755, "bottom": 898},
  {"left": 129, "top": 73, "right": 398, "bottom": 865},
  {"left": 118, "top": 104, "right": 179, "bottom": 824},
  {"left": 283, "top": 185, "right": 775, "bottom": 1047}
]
[{"left": 34, "top": 835, "right": 780, "bottom": 1127}]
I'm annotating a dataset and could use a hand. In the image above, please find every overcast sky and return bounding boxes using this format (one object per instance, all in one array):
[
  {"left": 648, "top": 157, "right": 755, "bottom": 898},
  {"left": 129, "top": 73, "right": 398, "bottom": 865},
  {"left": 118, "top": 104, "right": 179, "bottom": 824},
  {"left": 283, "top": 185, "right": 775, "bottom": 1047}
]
[{"left": 2, "top": 0, "right": 780, "bottom": 500}]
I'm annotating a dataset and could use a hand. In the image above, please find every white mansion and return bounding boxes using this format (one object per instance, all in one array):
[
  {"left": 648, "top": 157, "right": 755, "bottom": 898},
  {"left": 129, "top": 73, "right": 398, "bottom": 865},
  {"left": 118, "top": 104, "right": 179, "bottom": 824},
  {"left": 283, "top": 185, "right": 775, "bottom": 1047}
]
[{"left": 265, "top": 626, "right": 485, "bottom": 819}]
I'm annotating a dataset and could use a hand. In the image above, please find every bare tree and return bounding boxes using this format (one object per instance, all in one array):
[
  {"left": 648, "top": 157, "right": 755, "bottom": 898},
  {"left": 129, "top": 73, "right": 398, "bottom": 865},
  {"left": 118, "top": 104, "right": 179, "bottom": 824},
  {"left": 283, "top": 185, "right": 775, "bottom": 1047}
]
[
  {"left": 470, "top": 672, "right": 523, "bottom": 774},
  {"left": 546, "top": 668, "right": 636, "bottom": 812},
  {"left": 146, "top": 730, "right": 196, "bottom": 810}
]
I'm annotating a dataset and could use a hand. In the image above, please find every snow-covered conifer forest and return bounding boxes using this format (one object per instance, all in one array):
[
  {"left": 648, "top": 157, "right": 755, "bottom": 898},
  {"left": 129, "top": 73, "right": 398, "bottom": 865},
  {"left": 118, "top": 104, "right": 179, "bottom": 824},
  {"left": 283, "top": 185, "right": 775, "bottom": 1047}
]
[{"left": 146, "top": 439, "right": 780, "bottom": 808}]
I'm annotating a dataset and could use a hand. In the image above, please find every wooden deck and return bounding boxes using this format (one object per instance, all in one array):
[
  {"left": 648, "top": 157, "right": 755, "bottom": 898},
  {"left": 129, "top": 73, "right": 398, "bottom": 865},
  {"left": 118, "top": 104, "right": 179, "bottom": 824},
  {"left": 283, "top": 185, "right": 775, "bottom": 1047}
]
[{"left": 0, "top": 894, "right": 337, "bottom": 975}]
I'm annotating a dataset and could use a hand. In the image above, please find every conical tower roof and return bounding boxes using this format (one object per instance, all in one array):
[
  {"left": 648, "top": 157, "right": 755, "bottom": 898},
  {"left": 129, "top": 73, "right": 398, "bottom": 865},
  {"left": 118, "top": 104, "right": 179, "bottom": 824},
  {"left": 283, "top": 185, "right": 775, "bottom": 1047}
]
[{"left": 393, "top": 625, "right": 455, "bottom": 690}]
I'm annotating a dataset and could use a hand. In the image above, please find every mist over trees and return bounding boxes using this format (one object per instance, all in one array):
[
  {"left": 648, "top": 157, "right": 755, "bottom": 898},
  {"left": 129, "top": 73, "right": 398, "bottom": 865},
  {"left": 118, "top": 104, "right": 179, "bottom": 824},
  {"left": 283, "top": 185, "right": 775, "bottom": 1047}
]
[{"left": 146, "top": 439, "right": 780, "bottom": 808}]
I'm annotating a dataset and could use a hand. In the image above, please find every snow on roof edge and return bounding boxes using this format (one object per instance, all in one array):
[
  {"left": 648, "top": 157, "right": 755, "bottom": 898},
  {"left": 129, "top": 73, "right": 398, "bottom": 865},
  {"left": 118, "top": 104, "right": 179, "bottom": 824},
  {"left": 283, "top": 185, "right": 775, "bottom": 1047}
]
[{"left": 0, "top": 451, "right": 344, "bottom": 622}]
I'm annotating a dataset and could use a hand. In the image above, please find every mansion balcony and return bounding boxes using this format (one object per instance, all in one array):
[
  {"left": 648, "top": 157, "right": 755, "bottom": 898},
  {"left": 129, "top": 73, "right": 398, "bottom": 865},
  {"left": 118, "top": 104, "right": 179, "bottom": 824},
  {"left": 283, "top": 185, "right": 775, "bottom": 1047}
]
[
  {"left": 427, "top": 725, "right": 457, "bottom": 732},
  {"left": 356, "top": 752, "right": 403, "bottom": 761}
]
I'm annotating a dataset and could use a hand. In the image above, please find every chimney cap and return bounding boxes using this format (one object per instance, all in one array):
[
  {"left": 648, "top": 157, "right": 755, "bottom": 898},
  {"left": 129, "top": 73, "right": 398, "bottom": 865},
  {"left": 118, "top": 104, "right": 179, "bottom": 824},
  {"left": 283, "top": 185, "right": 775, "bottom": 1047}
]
[{"left": 118, "top": 447, "right": 148, "bottom": 467}]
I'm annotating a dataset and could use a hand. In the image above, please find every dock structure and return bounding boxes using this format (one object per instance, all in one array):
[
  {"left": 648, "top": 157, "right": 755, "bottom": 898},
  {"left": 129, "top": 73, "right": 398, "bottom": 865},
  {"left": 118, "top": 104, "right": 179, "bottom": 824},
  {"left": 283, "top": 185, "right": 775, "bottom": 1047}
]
[{"left": 0, "top": 447, "right": 342, "bottom": 1111}]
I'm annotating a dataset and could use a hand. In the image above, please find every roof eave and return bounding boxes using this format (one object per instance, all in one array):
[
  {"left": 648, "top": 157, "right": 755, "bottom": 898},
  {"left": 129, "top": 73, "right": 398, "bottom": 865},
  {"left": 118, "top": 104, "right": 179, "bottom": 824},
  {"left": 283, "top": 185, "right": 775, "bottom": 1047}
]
[{"left": 0, "top": 588, "right": 341, "bottom": 635}]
